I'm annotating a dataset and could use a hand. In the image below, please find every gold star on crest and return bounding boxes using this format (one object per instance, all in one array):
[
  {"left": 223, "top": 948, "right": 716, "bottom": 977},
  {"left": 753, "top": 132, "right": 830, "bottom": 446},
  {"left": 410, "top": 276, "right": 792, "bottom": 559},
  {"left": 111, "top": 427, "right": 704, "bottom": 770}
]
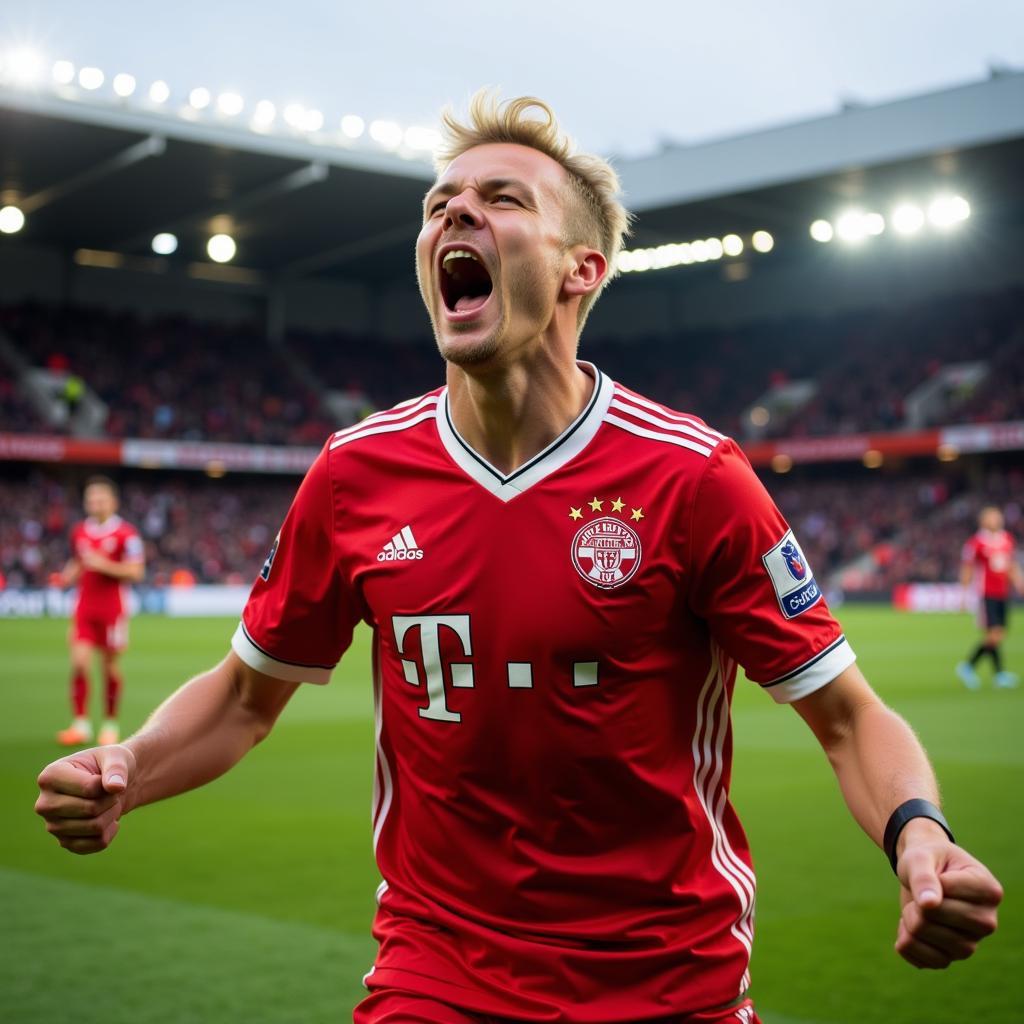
[
  {"left": 630, "top": 507, "right": 644, "bottom": 521},
  {"left": 569, "top": 506, "right": 583, "bottom": 520},
  {"left": 589, "top": 497, "right": 604, "bottom": 512},
  {"left": 611, "top": 497, "right": 625, "bottom": 513}
]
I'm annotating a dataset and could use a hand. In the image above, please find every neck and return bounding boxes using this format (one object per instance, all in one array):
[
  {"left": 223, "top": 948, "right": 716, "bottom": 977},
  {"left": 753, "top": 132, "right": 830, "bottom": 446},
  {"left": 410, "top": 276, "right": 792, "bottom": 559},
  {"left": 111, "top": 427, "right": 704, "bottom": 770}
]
[{"left": 446, "top": 351, "right": 594, "bottom": 476}]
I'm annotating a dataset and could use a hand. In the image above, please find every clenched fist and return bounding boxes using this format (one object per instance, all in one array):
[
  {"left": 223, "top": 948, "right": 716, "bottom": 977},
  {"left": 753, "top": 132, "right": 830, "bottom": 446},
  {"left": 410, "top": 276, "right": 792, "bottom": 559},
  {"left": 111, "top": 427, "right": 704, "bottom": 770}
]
[{"left": 35, "top": 745, "right": 136, "bottom": 854}]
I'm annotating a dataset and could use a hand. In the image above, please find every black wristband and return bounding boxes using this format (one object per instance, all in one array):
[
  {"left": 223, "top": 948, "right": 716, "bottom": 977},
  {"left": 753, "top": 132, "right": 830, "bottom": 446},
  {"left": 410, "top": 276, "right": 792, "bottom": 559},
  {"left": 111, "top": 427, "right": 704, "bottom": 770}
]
[{"left": 883, "top": 799, "right": 955, "bottom": 875}]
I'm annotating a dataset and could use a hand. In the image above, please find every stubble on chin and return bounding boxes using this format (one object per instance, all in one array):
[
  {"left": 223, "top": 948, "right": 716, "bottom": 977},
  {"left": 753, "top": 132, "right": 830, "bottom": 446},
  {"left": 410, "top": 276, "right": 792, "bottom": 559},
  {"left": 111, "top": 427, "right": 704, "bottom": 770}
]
[{"left": 430, "top": 300, "right": 507, "bottom": 368}]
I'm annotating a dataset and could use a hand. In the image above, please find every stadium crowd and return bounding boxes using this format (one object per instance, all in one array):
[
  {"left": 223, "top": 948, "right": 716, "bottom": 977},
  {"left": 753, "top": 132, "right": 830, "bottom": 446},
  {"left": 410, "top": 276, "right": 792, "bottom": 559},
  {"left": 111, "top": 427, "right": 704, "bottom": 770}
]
[
  {"left": 1, "top": 285, "right": 1021, "bottom": 445},
  {"left": 767, "top": 463, "right": 1023, "bottom": 592},
  {"left": 1, "top": 464, "right": 1019, "bottom": 592},
  {"left": 0, "top": 472, "right": 291, "bottom": 589},
  {"left": 0, "top": 305, "right": 335, "bottom": 444}
]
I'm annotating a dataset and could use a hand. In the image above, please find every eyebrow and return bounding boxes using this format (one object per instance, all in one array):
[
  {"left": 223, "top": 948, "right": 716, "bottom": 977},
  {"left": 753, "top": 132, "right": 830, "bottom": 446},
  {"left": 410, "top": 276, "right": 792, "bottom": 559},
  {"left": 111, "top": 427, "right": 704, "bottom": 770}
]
[{"left": 423, "top": 177, "right": 535, "bottom": 210}]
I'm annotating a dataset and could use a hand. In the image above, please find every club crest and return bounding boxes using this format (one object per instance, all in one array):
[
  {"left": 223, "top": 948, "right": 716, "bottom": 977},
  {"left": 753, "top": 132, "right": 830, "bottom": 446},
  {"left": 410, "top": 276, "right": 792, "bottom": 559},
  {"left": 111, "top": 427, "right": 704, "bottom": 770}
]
[{"left": 572, "top": 517, "right": 642, "bottom": 590}]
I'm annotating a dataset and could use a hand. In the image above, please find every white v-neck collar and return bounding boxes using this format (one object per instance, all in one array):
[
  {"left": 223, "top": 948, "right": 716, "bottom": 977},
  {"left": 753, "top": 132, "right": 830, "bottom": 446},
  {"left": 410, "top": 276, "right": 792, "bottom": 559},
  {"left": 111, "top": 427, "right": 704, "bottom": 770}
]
[
  {"left": 436, "top": 362, "right": 613, "bottom": 502},
  {"left": 84, "top": 515, "right": 122, "bottom": 536}
]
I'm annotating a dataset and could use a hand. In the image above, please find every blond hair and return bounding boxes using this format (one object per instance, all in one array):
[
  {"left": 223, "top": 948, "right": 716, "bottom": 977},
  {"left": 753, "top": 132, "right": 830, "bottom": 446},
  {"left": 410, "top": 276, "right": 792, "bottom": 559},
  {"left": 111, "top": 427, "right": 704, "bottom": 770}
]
[{"left": 435, "top": 89, "right": 632, "bottom": 331}]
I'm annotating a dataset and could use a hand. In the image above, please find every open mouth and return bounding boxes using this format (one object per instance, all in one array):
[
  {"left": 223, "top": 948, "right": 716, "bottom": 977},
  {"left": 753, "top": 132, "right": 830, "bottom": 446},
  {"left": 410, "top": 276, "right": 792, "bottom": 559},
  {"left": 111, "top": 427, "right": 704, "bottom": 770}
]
[{"left": 439, "top": 249, "right": 493, "bottom": 315}]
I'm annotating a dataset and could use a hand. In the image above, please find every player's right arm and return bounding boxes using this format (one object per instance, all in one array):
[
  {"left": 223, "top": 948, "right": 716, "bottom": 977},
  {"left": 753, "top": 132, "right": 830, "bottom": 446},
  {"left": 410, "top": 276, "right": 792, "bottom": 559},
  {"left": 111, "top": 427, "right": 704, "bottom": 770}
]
[
  {"left": 35, "top": 651, "right": 298, "bottom": 854},
  {"left": 37, "top": 440, "right": 350, "bottom": 855},
  {"left": 59, "top": 557, "right": 81, "bottom": 587},
  {"left": 959, "top": 537, "right": 976, "bottom": 590}
]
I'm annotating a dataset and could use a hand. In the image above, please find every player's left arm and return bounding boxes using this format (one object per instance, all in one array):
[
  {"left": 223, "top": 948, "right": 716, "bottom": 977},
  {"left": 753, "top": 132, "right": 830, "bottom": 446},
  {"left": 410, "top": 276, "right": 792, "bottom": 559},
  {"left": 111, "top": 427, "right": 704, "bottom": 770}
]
[
  {"left": 80, "top": 534, "right": 145, "bottom": 582},
  {"left": 793, "top": 664, "right": 1003, "bottom": 968},
  {"left": 79, "top": 549, "right": 145, "bottom": 581}
]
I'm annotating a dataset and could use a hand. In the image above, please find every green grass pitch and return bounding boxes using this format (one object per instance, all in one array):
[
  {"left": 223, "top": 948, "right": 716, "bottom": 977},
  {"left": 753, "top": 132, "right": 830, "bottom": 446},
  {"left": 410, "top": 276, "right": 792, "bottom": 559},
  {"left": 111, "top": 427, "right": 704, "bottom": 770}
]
[{"left": 2, "top": 607, "right": 1021, "bottom": 1023}]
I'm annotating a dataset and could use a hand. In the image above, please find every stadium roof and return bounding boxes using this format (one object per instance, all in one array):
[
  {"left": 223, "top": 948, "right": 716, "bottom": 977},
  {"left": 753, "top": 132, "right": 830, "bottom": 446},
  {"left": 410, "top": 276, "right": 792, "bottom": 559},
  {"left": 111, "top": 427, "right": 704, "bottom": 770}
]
[{"left": 1, "top": 71, "right": 1022, "bottom": 288}]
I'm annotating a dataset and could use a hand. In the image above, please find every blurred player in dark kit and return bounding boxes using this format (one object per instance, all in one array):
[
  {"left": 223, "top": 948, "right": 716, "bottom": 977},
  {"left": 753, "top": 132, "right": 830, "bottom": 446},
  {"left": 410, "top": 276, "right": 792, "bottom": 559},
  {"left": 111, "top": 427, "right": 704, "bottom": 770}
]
[{"left": 957, "top": 505, "right": 1023, "bottom": 690}]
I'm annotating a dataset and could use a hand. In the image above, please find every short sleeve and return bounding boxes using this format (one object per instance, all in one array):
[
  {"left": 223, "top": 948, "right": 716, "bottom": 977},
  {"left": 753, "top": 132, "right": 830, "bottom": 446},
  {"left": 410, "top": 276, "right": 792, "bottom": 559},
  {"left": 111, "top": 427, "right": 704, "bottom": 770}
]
[
  {"left": 687, "top": 439, "right": 855, "bottom": 703},
  {"left": 123, "top": 530, "right": 144, "bottom": 562},
  {"left": 231, "top": 443, "right": 356, "bottom": 684}
]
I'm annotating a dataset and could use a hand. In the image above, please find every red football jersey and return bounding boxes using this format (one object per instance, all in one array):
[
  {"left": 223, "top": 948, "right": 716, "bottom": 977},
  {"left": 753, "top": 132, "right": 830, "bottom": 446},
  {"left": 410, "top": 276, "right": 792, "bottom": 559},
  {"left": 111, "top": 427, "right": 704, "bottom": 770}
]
[
  {"left": 70, "top": 515, "right": 143, "bottom": 621},
  {"left": 962, "top": 529, "right": 1016, "bottom": 599},
  {"left": 233, "top": 364, "right": 855, "bottom": 1022}
]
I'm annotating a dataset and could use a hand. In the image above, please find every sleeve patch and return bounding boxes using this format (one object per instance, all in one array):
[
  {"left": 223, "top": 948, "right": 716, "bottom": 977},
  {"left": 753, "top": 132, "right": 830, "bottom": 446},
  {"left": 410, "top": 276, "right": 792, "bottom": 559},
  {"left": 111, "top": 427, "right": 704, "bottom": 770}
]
[
  {"left": 259, "top": 531, "right": 281, "bottom": 581},
  {"left": 761, "top": 530, "right": 822, "bottom": 620}
]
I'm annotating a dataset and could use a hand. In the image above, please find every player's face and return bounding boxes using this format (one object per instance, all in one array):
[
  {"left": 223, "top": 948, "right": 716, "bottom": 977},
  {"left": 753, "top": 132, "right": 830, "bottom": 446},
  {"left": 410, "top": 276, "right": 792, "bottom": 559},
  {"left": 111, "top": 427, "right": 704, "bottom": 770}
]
[
  {"left": 416, "top": 143, "right": 571, "bottom": 368},
  {"left": 84, "top": 484, "right": 117, "bottom": 521},
  {"left": 980, "top": 508, "right": 1003, "bottom": 532}
]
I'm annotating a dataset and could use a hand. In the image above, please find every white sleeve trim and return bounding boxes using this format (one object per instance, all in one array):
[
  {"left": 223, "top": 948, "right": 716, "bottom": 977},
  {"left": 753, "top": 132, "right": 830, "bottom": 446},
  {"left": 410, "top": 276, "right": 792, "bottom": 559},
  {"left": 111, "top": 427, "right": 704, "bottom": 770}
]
[
  {"left": 763, "top": 636, "right": 857, "bottom": 704},
  {"left": 231, "top": 622, "right": 334, "bottom": 684}
]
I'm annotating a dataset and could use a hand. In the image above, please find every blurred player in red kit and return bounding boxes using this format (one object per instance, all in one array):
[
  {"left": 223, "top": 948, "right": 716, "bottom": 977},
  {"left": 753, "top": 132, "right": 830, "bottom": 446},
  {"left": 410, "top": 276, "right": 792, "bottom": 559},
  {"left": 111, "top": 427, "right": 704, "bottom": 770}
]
[
  {"left": 57, "top": 476, "right": 145, "bottom": 746},
  {"left": 957, "top": 506, "right": 1023, "bottom": 690},
  {"left": 36, "top": 94, "right": 1002, "bottom": 1023}
]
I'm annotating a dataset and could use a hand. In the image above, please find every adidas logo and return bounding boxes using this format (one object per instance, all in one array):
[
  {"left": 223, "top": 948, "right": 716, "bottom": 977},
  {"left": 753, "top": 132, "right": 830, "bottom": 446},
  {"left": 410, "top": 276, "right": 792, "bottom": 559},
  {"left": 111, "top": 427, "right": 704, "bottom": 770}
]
[{"left": 377, "top": 525, "right": 424, "bottom": 562}]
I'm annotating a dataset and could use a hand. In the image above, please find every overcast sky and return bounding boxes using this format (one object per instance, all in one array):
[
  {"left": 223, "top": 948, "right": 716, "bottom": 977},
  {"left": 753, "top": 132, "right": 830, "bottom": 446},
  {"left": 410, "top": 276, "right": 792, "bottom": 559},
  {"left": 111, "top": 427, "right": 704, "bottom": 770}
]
[{"left": 3, "top": 0, "right": 1023, "bottom": 156}]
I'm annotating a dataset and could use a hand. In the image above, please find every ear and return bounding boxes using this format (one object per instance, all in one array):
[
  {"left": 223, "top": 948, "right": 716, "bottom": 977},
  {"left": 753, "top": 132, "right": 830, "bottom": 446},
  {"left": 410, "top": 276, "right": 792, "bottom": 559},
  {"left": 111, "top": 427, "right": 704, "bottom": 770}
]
[{"left": 562, "top": 246, "right": 607, "bottom": 300}]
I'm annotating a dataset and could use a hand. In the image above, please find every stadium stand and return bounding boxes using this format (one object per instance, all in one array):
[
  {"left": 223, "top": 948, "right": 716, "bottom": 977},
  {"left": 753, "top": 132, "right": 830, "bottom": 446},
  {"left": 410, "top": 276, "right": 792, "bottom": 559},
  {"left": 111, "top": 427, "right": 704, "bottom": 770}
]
[
  {"left": 0, "top": 304, "right": 336, "bottom": 443},
  {"left": 2, "top": 284, "right": 1021, "bottom": 443},
  {"left": 1, "top": 72, "right": 1021, "bottom": 607},
  {"left": 2, "top": 461, "right": 1018, "bottom": 591},
  {"left": 765, "top": 462, "right": 1023, "bottom": 592},
  {"left": 0, "top": 471, "right": 291, "bottom": 589}
]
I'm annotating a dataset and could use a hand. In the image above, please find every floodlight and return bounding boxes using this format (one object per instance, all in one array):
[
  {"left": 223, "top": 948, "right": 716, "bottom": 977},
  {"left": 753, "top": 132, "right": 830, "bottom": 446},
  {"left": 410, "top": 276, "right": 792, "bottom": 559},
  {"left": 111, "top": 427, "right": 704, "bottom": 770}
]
[
  {"left": 283, "top": 103, "right": 305, "bottom": 128},
  {"left": 651, "top": 246, "right": 671, "bottom": 270},
  {"left": 690, "top": 239, "right": 709, "bottom": 262},
  {"left": 113, "top": 73, "right": 136, "bottom": 98},
  {"left": 929, "top": 195, "right": 970, "bottom": 228},
  {"left": 616, "top": 251, "right": 635, "bottom": 273},
  {"left": 949, "top": 195, "right": 970, "bottom": 221},
  {"left": 810, "top": 219, "right": 834, "bottom": 243},
  {"left": 341, "top": 114, "right": 365, "bottom": 139},
  {"left": 370, "top": 120, "right": 403, "bottom": 149},
  {"left": 704, "top": 238, "right": 724, "bottom": 261},
  {"left": 217, "top": 92, "right": 244, "bottom": 116},
  {"left": 52, "top": 60, "right": 75, "bottom": 85},
  {"left": 891, "top": 203, "right": 924, "bottom": 235},
  {"left": 864, "top": 212, "right": 885, "bottom": 236},
  {"left": 149, "top": 80, "right": 170, "bottom": 104},
  {"left": 252, "top": 100, "right": 276, "bottom": 127},
  {"left": 302, "top": 108, "right": 324, "bottom": 132},
  {"left": 189, "top": 87, "right": 211, "bottom": 110},
  {"left": 0, "top": 205, "right": 26, "bottom": 234},
  {"left": 751, "top": 230, "right": 774, "bottom": 253},
  {"left": 78, "top": 67, "right": 104, "bottom": 90},
  {"left": 632, "top": 249, "right": 653, "bottom": 272},
  {"left": 7, "top": 47, "right": 43, "bottom": 86},
  {"left": 151, "top": 233, "right": 178, "bottom": 255},
  {"left": 206, "top": 234, "right": 236, "bottom": 263},
  {"left": 404, "top": 126, "right": 441, "bottom": 151},
  {"left": 835, "top": 211, "right": 867, "bottom": 243},
  {"left": 722, "top": 233, "right": 744, "bottom": 256}
]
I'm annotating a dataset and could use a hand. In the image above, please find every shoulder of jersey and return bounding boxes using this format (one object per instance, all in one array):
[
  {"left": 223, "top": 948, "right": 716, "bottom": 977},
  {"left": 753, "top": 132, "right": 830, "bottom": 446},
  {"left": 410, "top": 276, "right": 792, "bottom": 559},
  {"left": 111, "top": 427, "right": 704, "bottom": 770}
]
[
  {"left": 327, "top": 388, "right": 444, "bottom": 454},
  {"left": 604, "top": 381, "right": 731, "bottom": 461}
]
